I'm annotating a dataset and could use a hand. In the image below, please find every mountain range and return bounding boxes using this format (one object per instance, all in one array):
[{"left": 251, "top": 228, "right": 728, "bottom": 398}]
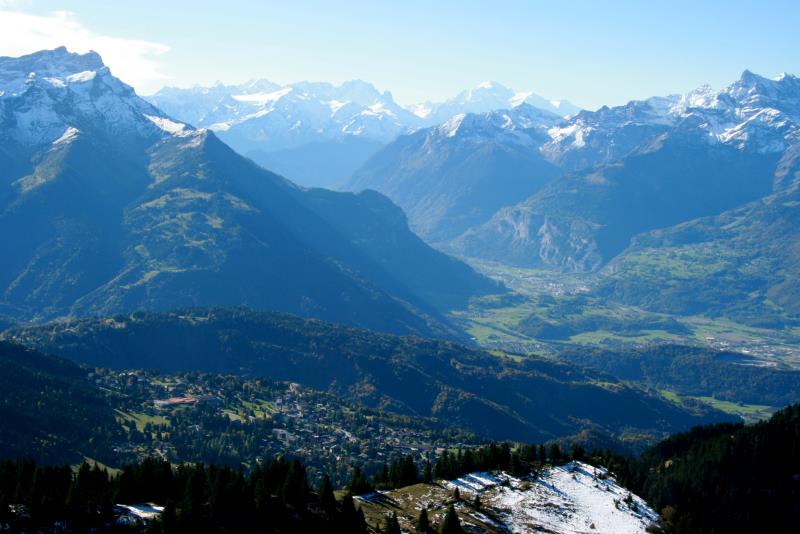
[
  {"left": 347, "top": 105, "right": 563, "bottom": 242},
  {"left": 4, "top": 47, "right": 799, "bottom": 329},
  {"left": 0, "top": 47, "right": 496, "bottom": 336},
  {"left": 348, "top": 70, "right": 800, "bottom": 323},
  {"left": 148, "top": 80, "right": 579, "bottom": 188}
]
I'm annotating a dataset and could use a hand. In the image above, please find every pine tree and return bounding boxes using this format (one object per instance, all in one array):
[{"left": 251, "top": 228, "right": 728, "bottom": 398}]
[
  {"left": 422, "top": 461, "right": 433, "bottom": 484},
  {"left": 384, "top": 512, "right": 401, "bottom": 534},
  {"left": 355, "top": 506, "right": 369, "bottom": 534},
  {"left": 347, "top": 466, "right": 373, "bottom": 495},
  {"left": 161, "top": 499, "right": 177, "bottom": 534},
  {"left": 254, "top": 478, "right": 268, "bottom": 517},
  {"left": 375, "top": 462, "right": 389, "bottom": 488},
  {"left": 340, "top": 493, "right": 367, "bottom": 533},
  {"left": 281, "top": 459, "right": 309, "bottom": 508},
  {"left": 317, "top": 474, "right": 337, "bottom": 514},
  {"left": 439, "top": 504, "right": 464, "bottom": 534},
  {"left": 548, "top": 443, "right": 562, "bottom": 463},
  {"left": 417, "top": 508, "right": 430, "bottom": 533}
]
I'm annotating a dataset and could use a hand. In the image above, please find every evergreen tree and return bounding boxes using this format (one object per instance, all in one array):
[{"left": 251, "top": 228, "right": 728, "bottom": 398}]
[
  {"left": 434, "top": 450, "right": 450, "bottom": 479},
  {"left": 439, "top": 505, "right": 464, "bottom": 534},
  {"left": 422, "top": 461, "right": 433, "bottom": 483},
  {"left": 548, "top": 443, "right": 562, "bottom": 463},
  {"left": 384, "top": 512, "right": 401, "bottom": 534},
  {"left": 417, "top": 508, "right": 430, "bottom": 533},
  {"left": 281, "top": 459, "right": 309, "bottom": 508},
  {"left": 317, "top": 474, "right": 337, "bottom": 514},
  {"left": 571, "top": 443, "right": 585, "bottom": 461},
  {"left": 347, "top": 466, "right": 373, "bottom": 495},
  {"left": 390, "top": 455, "right": 418, "bottom": 488},
  {"left": 340, "top": 493, "right": 368, "bottom": 533},
  {"left": 374, "top": 462, "right": 390, "bottom": 487},
  {"left": 509, "top": 451, "right": 523, "bottom": 476},
  {"left": 253, "top": 477, "right": 270, "bottom": 523},
  {"left": 161, "top": 499, "right": 177, "bottom": 534},
  {"left": 355, "top": 506, "right": 369, "bottom": 534}
]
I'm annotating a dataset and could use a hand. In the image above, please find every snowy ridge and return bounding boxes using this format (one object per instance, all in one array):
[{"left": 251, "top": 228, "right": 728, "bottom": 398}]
[
  {"left": 0, "top": 47, "right": 193, "bottom": 147},
  {"left": 541, "top": 70, "right": 800, "bottom": 168},
  {"left": 444, "top": 462, "right": 658, "bottom": 534},
  {"left": 150, "top": 78, "right": 420, "bottom": 151},
  {"left": 148, "top": 79, "right": 580, "bottom": 154},
  {"left": 416, "top": 81, "right": 581, "bottom": 124},
  {"left": 429, "top": 104, "right": 564, "bottom": 147}
]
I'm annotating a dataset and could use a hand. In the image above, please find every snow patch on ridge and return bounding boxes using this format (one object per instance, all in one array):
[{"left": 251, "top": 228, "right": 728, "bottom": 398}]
[
  {"left": 441, "top": 113, "right": 467, "bottom": 137},
  {"left": 232, "top": 87, "right": 293, "bottom": 106},
  {"left": 52, "top": 126, "right": 80, "bottom": 145},
  {"left": 145, "top": 115, "right": 189, "bottom": 136},
  {"left": 66, "top": 70, "right": 97, "bottom": 83},
  {"left": 510, "top": 91, "right": 533, "bottom": 107}
]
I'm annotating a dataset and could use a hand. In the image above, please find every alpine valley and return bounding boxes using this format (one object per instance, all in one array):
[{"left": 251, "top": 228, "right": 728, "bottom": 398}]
[
  {"left": 1, "top": 42, "right": 800, "bottom": 534},
  {"left": 347, "top": 69, "right": 800, "bottom": 351},
  {"left": 0, "top": 47, "right": 496, "bottom": 337}
]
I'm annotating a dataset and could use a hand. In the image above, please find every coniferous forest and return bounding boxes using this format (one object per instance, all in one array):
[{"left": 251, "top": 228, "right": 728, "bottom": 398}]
[
  {"left": 613, "top": 403, "right": 800, "bottom": 533},
  {"left": 2, "top": 404, "right": 798, "bottom": 532}
]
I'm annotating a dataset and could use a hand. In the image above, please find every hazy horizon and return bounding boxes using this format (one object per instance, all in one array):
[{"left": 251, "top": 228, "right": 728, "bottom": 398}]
[{"left": 1, "top": 0, "right": 799, "bottom": 109}]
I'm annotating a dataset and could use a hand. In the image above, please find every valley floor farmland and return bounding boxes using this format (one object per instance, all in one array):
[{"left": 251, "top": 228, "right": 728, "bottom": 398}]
[{"left": 453, "top": 259, "right": 800, "bottom": 369}]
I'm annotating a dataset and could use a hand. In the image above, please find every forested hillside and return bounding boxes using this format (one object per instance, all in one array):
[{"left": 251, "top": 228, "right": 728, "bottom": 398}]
[
  {"left": 4, "top": 308, "right": 731, "bottom": 445},
  {"left": 559, "top": 344, "right": 800, "bottom": 407},
  {"left": 614, "top": 403, "right": 800, "bottom": 533},
  {"left": 0, "top": 342, "right": 120, "bottom": 463}
]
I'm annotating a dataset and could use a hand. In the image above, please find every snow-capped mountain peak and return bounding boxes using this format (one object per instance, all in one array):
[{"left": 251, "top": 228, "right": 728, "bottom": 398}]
[
  {"left": 149, "top": 78, "right": 419, "bottom": 152},
  {"left": 0, "top": 46, "right": 104, "bottom": 98},
  {"left": 0, "top": 47, "right": 193, "bottom": 147},
  {"left": 431, "top": 103, "right": 563, "bottom": 146},
  {"left": 460, "top": 80, "right": 514, "bottom": 101},
  {"left": 539, "top": 69, "right": 800, "bottom": 167},
  {"left": 476, "top": 80, "right": 501, "bottom": 89},
  {"left": 413, "top": 81, "right": 581, "bottom": 123}
]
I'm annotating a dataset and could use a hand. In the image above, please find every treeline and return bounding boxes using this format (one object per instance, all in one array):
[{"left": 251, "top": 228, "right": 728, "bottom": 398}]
[
  {"left": 0, "top": 439, "right": 576, "bottom": 532},
  {"left": 560, "top": 344, "right": 800, "bottom": 407},
  {"left": 0, "top": 457, "right": 369, "bottom": 533},
  {"left": 355, "top": 441, "right": 575, "bottom": 494},
  {"left": 6, "top": 403, "right": 799, "bottom": 533},
  {"left": 611, "top": 403, "right": 800, "bottom": 533}
]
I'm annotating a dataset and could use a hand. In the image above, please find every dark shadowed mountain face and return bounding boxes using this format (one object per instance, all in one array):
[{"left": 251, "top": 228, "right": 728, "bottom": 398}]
[
  {"left": 245, "top": 136, "right": 384, "bottom": 189},
  {"left": 0, "top": 341, "right": 120, "bottom": 463},
  {"left": 0, "top": 48, "right": 497, "bottom": 336},
  {"left": 346, "top": 105, "right": 563, "bottom": 243},
  {"left": 4, "top": 308, "right": 733, "bottom": 445}
]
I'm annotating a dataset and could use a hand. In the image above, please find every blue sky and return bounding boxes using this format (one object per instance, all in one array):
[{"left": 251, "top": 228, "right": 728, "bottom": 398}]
[{"left": 1, "top": 0, "right": 798, "bottom": 109}]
